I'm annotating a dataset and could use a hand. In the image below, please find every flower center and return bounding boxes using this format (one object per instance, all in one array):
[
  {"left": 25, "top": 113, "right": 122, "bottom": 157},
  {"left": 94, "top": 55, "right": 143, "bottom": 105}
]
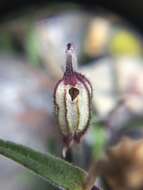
[{"left": 69, "top": 87, "right": 79, "bottom": 101}]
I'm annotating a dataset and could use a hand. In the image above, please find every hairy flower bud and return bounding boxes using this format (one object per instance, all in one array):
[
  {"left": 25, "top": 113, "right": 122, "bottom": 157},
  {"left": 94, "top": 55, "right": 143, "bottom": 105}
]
[{"left": 54, "top": 43, "right": 92, "bottom": 152}]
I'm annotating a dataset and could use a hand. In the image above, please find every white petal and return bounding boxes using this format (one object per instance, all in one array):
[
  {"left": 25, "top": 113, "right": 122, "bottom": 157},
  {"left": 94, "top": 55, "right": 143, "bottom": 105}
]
[
  {"left": 55, "top": 81, "right": 69, "bottom": 135},
  {"left": 65, "top": 85, "right": 79, "bottom": 131},
  {"left": 76, "top": 82, "right": 90, "bottom": 131}
]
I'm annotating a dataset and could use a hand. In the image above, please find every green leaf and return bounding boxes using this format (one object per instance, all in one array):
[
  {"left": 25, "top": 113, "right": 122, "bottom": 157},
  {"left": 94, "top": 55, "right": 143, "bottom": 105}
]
[
  {"left": 0, "top": 139, "right": 87, "bottom": 190},
  {"left": 94, "top": 126, "right": 107, "bottom": 159},
  {"left": 26, "top": 29, "right": 41, "bottom": 65},
  {"left": 90, "top": 121, "right": 107, "bottom": 160}
]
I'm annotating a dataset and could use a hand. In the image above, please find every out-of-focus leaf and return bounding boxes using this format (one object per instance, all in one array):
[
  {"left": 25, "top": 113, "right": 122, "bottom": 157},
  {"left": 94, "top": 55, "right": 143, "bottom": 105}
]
[
  {"left": 94, "top": 127, "right": 107, "bottom": 159},
  {"left": 26, "top": 29, "right": 41, "bottom": 65},
  {"left": 0, "top": 139, "right": 87, "bottom": 190},
  {"left": 0, "top": 32, "right": 14, "bottom": 53},
  {"left": 90, "top": 123, "right": 107, "bottom": 160}
]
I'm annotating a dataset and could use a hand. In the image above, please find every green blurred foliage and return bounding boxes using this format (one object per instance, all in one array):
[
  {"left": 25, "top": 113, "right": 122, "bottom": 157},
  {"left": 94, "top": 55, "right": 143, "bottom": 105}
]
[
  {"left": 110, "top": 30, "right": 142, "bottom": 56},
  {"left": 0, "top": 32, "right": 14, "bottom": 53}
]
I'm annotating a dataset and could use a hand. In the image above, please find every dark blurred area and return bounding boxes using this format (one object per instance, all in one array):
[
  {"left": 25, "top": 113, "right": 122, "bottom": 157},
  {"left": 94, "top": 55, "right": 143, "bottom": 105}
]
[
  {"left": 0, "top": 0, "right": 143, "bottom": 33},
  {"left": 0, "top": 1, "right": 143, "bottom": 190}
]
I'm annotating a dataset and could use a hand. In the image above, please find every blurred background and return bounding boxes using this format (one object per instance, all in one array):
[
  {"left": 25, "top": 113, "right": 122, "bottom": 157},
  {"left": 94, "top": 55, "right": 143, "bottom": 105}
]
[{"left": 0, "top": 0, "right": 143, "bottom": 190}]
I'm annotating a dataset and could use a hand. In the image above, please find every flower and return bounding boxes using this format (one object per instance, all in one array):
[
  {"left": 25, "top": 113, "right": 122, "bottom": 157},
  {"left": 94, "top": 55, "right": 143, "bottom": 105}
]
[{"left": 54, "top": 43, "right": 92, "bottom": 152}]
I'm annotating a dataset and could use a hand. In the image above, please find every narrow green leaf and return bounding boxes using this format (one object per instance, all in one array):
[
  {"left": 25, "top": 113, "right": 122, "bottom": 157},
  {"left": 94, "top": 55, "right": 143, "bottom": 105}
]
[{"left": 0, "top": 139, "right": 87, "bottom": 190}]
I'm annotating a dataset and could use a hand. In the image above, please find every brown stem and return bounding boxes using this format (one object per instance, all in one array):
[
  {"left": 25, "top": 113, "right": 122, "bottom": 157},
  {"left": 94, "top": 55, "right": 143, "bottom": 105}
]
[{"left": 83, "top": 160, "right": 99, "bottom": 190}]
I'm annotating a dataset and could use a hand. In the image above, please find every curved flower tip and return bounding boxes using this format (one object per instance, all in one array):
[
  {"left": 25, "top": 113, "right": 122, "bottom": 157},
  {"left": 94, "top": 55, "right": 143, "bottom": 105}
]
[{"left": 54, "top": 43, "right": 92, "bottom": 152}]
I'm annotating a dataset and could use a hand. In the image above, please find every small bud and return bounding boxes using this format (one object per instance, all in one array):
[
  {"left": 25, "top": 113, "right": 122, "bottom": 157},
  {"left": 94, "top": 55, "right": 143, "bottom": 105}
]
[{"left": 54, "top": 43, "right": 92, "bottom": 154}]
